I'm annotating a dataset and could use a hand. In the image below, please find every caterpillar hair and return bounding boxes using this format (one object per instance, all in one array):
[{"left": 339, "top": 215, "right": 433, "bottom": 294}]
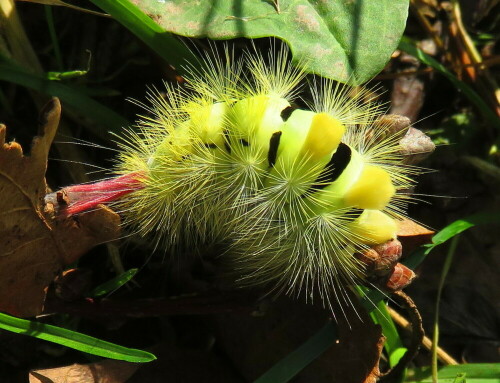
[{"left": 63, "top": 45, "right": 422, "bottom": 314}]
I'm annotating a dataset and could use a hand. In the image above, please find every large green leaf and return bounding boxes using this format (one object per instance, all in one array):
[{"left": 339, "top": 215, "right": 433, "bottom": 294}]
[{"left": 127, "top": 0, "right": 409, "bottom": 84}]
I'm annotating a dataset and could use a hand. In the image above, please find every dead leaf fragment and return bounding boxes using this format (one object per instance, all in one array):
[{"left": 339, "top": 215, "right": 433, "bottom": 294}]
[
  {"left": 0, "top": 98, "right": 120, "bottom": 317},
  {"left": 29, "top": 359, "right": 140, "bottom": 383},
  {"left": 397, "top": 218, "right": 434, "bottom": 237},
  {"left": 397, "top": 218, "right": 434, "bottom": 253}
]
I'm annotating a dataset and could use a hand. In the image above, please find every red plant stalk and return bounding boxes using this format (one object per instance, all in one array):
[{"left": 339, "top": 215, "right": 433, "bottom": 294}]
[{"left": 57, "top": 172, "right": 145, "bottom": 216}]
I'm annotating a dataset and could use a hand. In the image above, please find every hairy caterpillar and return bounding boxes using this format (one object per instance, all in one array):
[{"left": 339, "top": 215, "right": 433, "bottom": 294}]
[{"left": 64, "top": 47, "right": 420, "bottom": 311}]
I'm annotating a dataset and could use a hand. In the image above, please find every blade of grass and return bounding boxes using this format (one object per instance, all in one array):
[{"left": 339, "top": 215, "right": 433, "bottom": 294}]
[
  {"left": 87, "top": 0, "right": 199, "bottom": 73},
  {"left": 22, "top": 0, "right": 109, "bottom": 17},
  {"left": 399, "top": 37, "right": 500, "bottom": 131},
  {"left": 431, "top": 235, "right": 460, "bottom": 383},
  {"left": 44, "top": 5, "right": 63, "bottom": 70},
  {"left": 0, "top": 313, "right": 155, "bottom": 362},
  {"left": 89, "top": 268, "right": 138, "bottom": 297},
  {"left": 362, "top": 284, "right": 407, "bottom": 381},
  {"left": 371, "top": 301, "right": 407, "bottom": 370},
  {"left": 253, "top": 321, "right": 338, "bottom": 383},
  {"left": 0, "top": 54, "right": 129, "bottom": 137}
]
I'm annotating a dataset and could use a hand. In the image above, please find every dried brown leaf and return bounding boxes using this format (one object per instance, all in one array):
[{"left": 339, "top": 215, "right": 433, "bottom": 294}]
[{"left": 0, "top": 98, "right": 120, "bottom": 317}]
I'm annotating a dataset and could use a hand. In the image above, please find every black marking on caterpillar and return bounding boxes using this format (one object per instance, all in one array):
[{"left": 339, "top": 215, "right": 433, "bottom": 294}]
[
  {"left": 268, "top": 131, "right": 282, "bottom": 167},
  {"left": 346, "top": 208, "right": 364, "bottom": 220},
  {"left": 223, "top": 129, "right": 231, "bottom": 154},
  {"left": 311, "top": 143, "right": 352, "bottom": 191},
  {"left": 280, "top": 105, "right": 297, "bottom": 121}
]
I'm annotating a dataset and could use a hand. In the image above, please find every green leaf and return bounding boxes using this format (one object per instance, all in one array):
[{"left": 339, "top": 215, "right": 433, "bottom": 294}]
[
  {"left": 47, "top": 69, "right": 88, "bottom": 81},
  {"left": 453, "top": 372, "right": 467, "bottom": 383},
  {"left": 405, "top": 364, "right": 500, "bottom": 383},
  {"left": 430, "top": 213, "right": 500, "bottom": 246},
  {"left": 403, "top": 212, "right": 500, "bottom": 271},
  {"left": 0, "top": 313, "right": 156, "bottom": 362},
  {"left": 89, "top": 268, "right": 138, "bottom": 297},
  {"left": 253, "top": 321, "right": 337, "bottom": 383},
  {"left": 108, "top": 0, "right": 409, "bottom": 84},
  {"left": 431, "top": 234, "right": 460, "bottom": 382}
]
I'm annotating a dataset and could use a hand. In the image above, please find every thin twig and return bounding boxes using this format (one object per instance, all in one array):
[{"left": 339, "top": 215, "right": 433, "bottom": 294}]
[{"left": 387, "top": 306, "right": 458, "bottom": 365}]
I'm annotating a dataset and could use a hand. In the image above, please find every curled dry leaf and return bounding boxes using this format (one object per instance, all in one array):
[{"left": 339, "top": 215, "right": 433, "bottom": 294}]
[
  {"left": 372, "top": 114, "right": 436, "bottom": 165},
  {"left": 400, "top": 127, "right": 436, "bottom": 165},
  {"left": 355, "top": 237, "right": 417, "bottom": 292},
  {"left": 0, "top": 98, "right": 120, "bottom": 317},
  {"left": 356, "top": 239, "right": 403, "bottom": 278},
  {"left": 384, "top": 263, "right": 416, "bottom": 291},
  {"left": 373, "top": 114, "right": 411, "bottom": 137}
]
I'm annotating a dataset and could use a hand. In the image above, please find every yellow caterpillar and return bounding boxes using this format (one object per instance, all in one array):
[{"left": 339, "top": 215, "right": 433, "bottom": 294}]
[{"left": 67, "top": 47, "right": 418, "bottom": 308}]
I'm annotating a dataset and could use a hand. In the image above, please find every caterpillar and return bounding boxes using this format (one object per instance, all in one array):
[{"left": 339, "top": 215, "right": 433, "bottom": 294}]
[{"left": 64, "top": 47, "right": 419, "bottom": 311}]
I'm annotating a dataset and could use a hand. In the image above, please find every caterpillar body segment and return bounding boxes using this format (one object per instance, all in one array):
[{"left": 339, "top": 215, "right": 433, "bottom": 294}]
[
  {"left": 344, "top": 165, "right": 395, "bottom": 210},
  {"left": 114, "top": 48, "right": 417, "bottom": 306}
]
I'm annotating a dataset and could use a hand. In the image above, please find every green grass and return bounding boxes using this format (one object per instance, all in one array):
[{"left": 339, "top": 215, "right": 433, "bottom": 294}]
[{"left": 0, "top": 313, "right": 155, "bottom": 362}]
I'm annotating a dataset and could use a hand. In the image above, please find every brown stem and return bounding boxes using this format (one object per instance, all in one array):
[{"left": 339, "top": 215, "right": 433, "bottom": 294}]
[
  {"left": 379, "top": 291, "right": 425, "bottom": 381},
  {"left": 43, "top": 291, "right": 257, "bottom": 318}
]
